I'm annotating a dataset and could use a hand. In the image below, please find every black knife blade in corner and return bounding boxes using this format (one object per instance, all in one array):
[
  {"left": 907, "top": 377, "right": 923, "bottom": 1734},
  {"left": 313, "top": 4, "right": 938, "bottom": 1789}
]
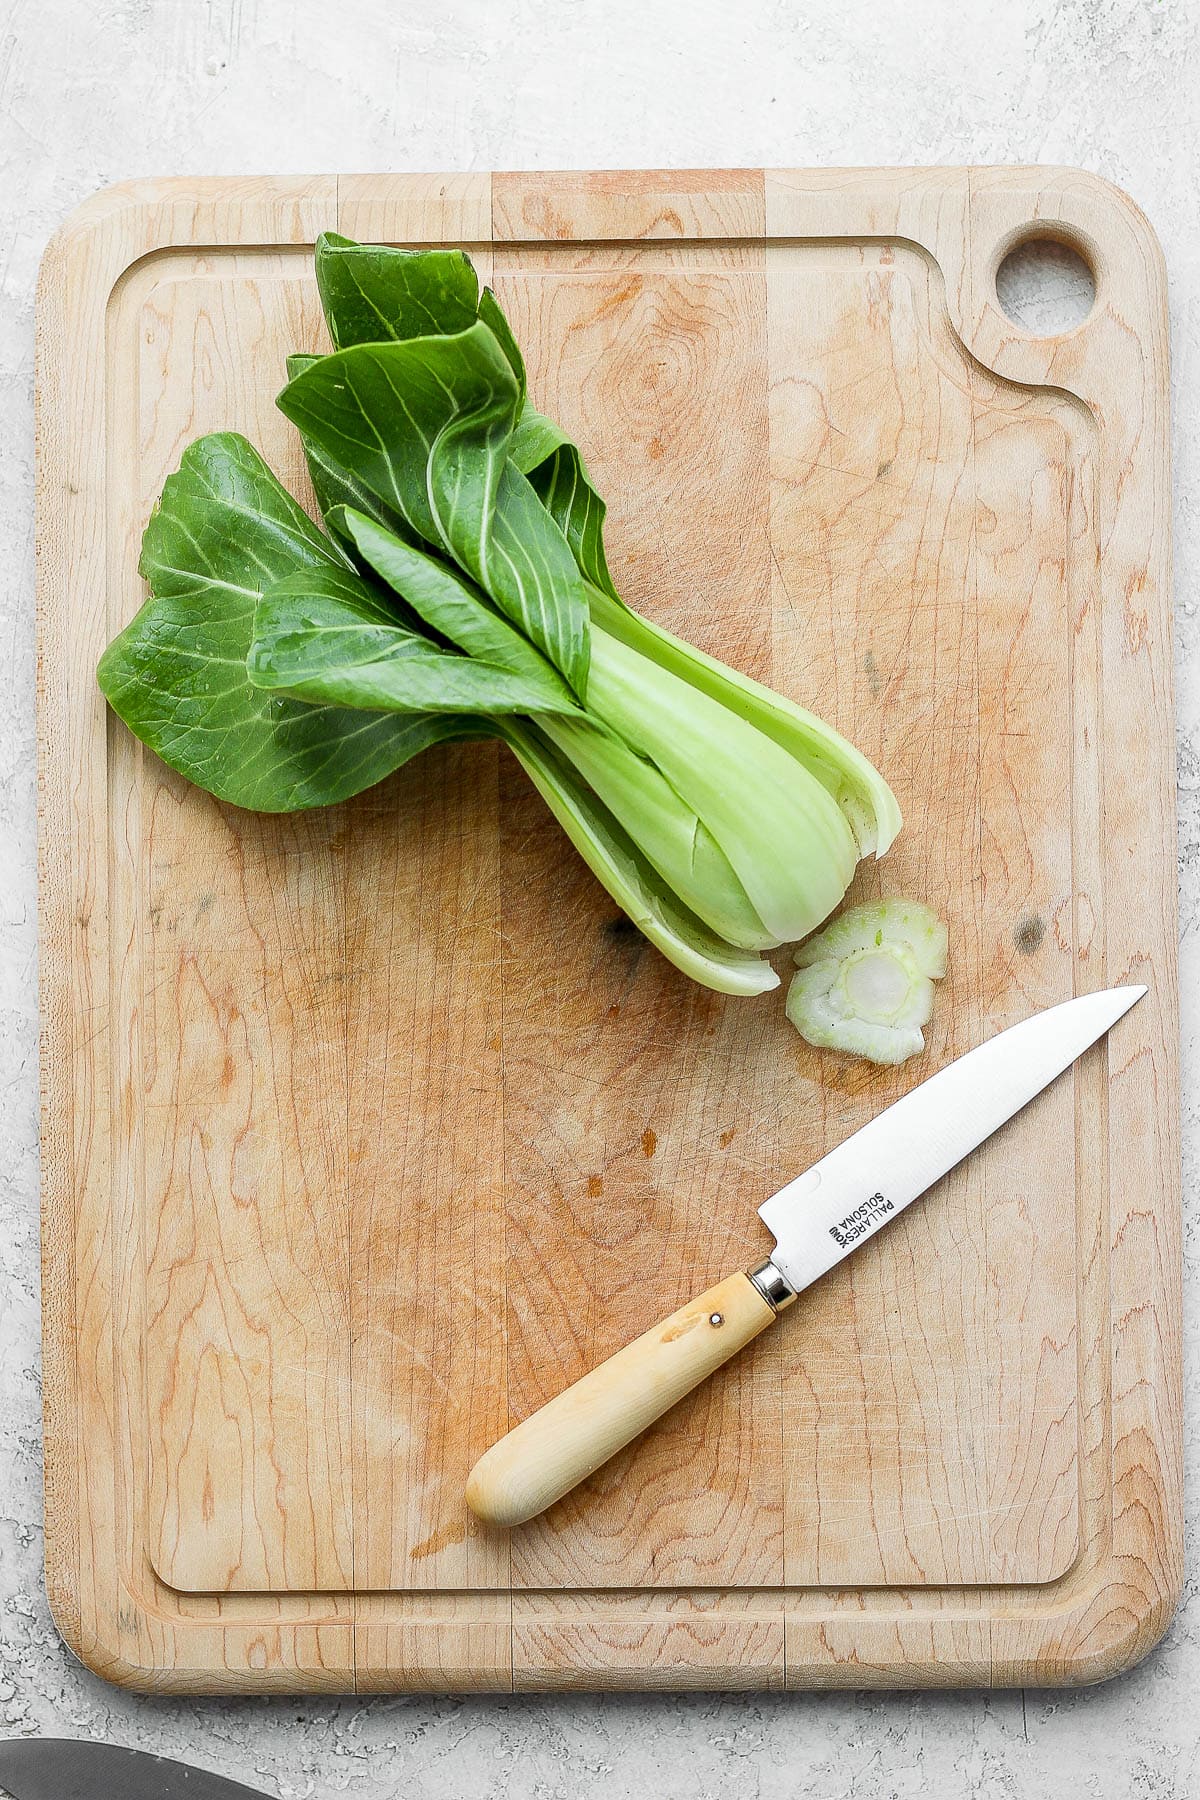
[{"left": 0, "top": 1739, "right": 275, "bottom": 1800}]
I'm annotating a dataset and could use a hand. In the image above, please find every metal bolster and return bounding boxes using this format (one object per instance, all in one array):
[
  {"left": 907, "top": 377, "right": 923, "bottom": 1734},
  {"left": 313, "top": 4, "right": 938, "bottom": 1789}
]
[{"left": 747, "top": 1257, "right": 798, "bottom": 1312}]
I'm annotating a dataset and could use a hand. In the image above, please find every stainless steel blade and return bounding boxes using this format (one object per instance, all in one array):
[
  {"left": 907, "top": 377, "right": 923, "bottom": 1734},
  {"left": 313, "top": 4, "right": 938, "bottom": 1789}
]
[
  {"left": 0, "top": 1740, "right": 272, "bottom": 1800},
  {"left": 759, "top": 984, "right": 1145, "bottom": 1295}
]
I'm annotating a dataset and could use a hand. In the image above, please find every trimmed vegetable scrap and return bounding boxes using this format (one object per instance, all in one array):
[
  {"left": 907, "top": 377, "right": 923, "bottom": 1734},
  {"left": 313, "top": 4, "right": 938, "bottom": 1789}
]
[{"left": 786, "top": 900, "right": 947, "bottom": 1064}]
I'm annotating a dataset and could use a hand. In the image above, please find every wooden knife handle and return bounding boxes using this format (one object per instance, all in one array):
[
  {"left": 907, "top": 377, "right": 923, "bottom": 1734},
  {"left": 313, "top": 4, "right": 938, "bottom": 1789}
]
[{"left": 465, "top": 1270, "right": 779, "bottom": 1527}]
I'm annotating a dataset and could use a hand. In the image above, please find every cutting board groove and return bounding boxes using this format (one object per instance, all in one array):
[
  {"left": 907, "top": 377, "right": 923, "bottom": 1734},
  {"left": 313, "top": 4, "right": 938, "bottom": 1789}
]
[{"left": 37, "top": 167, "right": 1180, "bottom": 1691}]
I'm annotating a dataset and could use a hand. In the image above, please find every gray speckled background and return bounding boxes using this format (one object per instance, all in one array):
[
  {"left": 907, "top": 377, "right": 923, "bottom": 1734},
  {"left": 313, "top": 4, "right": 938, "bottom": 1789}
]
[{"left": 0, "top": 1, "right": 1194, "bottom": 1794}]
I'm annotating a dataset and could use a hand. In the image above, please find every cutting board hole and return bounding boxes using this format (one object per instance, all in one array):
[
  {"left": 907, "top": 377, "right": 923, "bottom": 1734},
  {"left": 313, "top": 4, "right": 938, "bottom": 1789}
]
[{"left": 995, "top": 236, "right": 1096, "bottom": 334}]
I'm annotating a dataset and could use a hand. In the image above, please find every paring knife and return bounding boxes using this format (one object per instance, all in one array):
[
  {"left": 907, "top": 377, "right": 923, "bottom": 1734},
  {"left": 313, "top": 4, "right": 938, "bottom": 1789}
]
[
  {"left": 466, "top": 984, "right": 1145, "bottom": 1527},
  {"left": 0, "top": 1739, "right": 272, "bottom": 1800}
]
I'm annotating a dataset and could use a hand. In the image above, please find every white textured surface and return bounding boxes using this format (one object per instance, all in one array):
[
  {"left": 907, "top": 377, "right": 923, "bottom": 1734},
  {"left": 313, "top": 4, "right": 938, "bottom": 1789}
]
[{"left": 0, "top": 0, "right": 1195, "bottom": 1793}]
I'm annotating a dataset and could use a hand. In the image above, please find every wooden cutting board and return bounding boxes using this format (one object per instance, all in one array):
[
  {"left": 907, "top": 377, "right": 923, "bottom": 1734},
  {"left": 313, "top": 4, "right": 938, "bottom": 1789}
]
[{"left": 36, "top": 167, "right": 1181, "bottom": 1692}]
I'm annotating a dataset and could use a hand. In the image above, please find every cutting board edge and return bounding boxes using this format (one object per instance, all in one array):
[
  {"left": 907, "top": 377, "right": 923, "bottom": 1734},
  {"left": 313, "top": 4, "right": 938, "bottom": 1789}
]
[{"left": 36, "top": 1566, "right": 1184, "bottom": 1695}]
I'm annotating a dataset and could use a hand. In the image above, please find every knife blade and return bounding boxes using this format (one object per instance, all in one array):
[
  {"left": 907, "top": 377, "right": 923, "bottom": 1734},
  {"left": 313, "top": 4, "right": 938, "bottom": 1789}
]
[
  {"left": 0, "top": 1740, "right": 273, "bottom": 1800},
  {"left": 759, "top": 983, "right": 1144, "bottom": 1294},
  {"left": 466, "top": 984, "right": 1145, "bottom": 1527}
]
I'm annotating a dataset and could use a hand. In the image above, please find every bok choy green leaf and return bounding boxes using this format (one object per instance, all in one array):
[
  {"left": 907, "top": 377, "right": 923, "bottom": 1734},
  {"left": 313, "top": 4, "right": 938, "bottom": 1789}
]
[
  {"left": 309, "top": 231, "right": 619, "bottom": 602},
  {"left": 248, "top": 565, "right": 581, "bottom": 717},
  {"left": 278, "top": 335, "right": 592, "bottom": 693},
  {"left": 97, "top": 433, "right": 489, "bottom": 811},
  {"left": 314, "top": 231, "right": 481, "bottom": 347}
]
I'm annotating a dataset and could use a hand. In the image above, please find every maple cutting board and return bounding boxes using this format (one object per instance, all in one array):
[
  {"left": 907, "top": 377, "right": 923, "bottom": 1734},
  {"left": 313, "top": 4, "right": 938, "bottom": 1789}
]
[{"left": 36, "top": 168, "right": 1180, "bottom": 1692}]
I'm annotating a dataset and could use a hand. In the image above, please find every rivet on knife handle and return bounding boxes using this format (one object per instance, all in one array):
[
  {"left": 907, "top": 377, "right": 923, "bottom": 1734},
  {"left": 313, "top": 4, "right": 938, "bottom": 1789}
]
[{"left": 465, "top": 1263, "right": 793, "bottom": 1527}]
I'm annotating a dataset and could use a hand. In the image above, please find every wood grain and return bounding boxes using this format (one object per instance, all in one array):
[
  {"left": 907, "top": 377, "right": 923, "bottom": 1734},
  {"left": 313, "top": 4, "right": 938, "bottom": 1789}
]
[
  {"left": 137, "top": 274, "right": 356, "bottom": 1597},
  {"left": 36, "top": 167, "right": 1180, "bottom": 1690}
]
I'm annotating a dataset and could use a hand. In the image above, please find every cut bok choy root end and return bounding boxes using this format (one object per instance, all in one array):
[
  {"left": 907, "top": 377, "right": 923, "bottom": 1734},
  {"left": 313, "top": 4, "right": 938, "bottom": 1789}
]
[
  {"left": 786, "top": 900, "right": 948, "bottom": 1065},
  {"left": 97, "top": 232, "right": 904, "bottom": 1000}
]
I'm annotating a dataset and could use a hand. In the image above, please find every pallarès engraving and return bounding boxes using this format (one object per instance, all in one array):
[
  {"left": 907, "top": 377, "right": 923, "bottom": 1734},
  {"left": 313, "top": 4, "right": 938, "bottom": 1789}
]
[{"left": 829, "top": 1193, "right": 894, "bottom": 1248}]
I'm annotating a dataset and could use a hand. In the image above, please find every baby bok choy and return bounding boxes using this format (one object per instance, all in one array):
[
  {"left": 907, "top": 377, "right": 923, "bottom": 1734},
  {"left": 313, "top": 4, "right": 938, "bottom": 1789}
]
[{"left": 97, "top": 232, "right": 902, "bottom": 998}]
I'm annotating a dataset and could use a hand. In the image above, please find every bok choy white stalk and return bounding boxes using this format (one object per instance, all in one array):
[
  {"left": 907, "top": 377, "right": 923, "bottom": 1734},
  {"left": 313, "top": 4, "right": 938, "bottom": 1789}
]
[{"left": 97, "top": 233, "right": 903, "bottom": 998}]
